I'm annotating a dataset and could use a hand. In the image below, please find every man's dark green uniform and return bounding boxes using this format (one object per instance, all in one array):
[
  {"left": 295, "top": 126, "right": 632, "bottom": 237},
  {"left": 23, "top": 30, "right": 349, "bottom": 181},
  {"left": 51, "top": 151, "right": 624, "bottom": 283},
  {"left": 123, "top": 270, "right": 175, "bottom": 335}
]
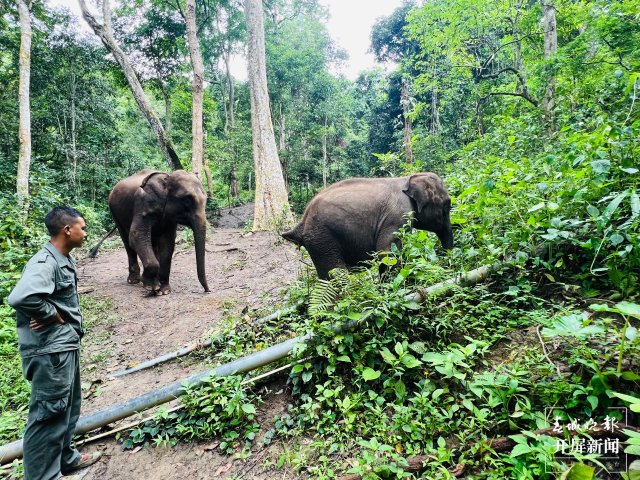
[{"left": 8, "top": 242, "right": 84, "bottom": 480}]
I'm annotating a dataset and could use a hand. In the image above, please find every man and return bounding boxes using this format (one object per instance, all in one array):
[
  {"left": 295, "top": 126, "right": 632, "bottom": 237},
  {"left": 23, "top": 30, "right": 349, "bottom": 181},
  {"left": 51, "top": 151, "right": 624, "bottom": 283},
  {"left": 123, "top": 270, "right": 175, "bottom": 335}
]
[{"left": 8, "top": 206, "right": 102, "bottom": 480}]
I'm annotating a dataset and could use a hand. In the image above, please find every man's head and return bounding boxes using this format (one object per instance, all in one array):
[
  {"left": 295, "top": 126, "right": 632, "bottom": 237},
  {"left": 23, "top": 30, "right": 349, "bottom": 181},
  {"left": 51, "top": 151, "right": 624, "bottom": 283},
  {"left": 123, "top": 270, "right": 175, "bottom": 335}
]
[{"left": 45, "top": 206, "right": 87, "bottom": 249}]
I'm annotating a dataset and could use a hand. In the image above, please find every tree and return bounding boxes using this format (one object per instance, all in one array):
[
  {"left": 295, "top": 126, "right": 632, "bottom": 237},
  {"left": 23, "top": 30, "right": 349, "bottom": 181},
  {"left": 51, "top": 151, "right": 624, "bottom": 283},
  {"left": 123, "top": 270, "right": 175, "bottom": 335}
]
[
  {"left": 78, "top": 0, "right": 183, "bottom": 170},
  {"left": 16, "top": 0, "right": 32, "bottom": 205},
  {"left": 244, "top": 0, "right": 291, "bottom": 230},
  {"left": 541, "top": 0, "right": 557, "bottom": 129},
  {"left": 185, "top": 0, "right": 204, "bottom": 181}
]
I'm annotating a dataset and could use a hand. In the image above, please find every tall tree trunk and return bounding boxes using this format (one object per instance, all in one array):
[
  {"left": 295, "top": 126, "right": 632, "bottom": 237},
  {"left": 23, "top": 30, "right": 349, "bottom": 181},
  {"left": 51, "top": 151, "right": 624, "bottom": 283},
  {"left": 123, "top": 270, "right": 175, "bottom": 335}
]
[
  {"left": 429, "top": 89, "right": 440, "bottom": 135},
  {"left": 322, "top": 115, "right": 328, "bottom": 188},
  {"left": 157, "top": 75, "right": 172, "bottom": 133},
  {"left": 17, "top": 0, "right": 32, "bottom": 205},
  {"left": 185, "top": 0, "right": 204, "bottom": 180},
  {"left": 230, "top": 168, "right": 239, "bottom": 198},
  {"left": 245, "top": 0, "right": 292, "bottom": 231},
  {"left": 541, "top": 1, "right": 557, "bottom": 129},
  {"left": 71, "top": 73, "right": 79, "bottom": 200},
  {"left": 401, "top": 78, "right": 413, "bottom": 164},
  {"left": 278, "top": 104, "right": 286, "bottom": 152},
  {"left": 78, "top": 0, "right": 182, "bottom": 170},
  {"left": 203, "top": 157, "right": 214, "bottom": 199},
  {"left": 224, "top": 50, "right": 235, "bottom": 129}
]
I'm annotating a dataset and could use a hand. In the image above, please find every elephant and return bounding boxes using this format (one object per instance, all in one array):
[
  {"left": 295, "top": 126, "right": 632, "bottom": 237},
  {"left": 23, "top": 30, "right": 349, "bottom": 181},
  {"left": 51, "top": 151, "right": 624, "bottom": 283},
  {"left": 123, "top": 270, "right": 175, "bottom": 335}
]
[
  {"left": 106, "top": 169, "right": 210, "bottom": 295},
  {"left": 281, "top": 173, "right": 453, "bottom": 279}
]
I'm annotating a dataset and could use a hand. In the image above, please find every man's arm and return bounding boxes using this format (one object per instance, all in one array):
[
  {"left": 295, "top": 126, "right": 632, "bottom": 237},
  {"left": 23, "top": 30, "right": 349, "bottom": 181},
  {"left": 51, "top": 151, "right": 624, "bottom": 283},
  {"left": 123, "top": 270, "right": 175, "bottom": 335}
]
[{"left": 8, "top": 261, "right": 58, "bottom": 322}]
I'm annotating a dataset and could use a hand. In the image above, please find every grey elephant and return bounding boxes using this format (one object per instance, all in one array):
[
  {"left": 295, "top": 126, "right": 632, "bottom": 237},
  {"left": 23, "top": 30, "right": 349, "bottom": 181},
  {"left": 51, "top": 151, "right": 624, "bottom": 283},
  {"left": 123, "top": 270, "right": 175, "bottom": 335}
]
[
  {"left": 97, "top": 169, "right": 210, "bottom": 295},
  {"left": 281, "top": 173, "right": 453, "bottom": 279}
]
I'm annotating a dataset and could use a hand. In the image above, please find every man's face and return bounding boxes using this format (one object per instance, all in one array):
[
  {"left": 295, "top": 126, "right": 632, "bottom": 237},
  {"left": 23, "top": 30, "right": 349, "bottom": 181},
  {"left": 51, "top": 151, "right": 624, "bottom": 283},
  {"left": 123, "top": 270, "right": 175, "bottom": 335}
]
[{"left": 65, "top": 218, "right": 87, "bottom": 248}]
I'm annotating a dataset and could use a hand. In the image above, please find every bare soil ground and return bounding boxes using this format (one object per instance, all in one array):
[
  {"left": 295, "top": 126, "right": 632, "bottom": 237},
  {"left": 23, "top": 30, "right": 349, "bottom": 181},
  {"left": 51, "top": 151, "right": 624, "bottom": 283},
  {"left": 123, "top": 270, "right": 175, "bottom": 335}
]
[{"left": 75, "top": 203, "right": 308, "bottom": 479}]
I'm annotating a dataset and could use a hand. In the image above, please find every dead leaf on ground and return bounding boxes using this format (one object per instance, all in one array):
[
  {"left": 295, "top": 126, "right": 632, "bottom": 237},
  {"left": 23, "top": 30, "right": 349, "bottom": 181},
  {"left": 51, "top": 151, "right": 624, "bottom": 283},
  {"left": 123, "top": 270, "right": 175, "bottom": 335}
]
[{"left": 214, "top": 463, "right": 233, "bottom": 476}]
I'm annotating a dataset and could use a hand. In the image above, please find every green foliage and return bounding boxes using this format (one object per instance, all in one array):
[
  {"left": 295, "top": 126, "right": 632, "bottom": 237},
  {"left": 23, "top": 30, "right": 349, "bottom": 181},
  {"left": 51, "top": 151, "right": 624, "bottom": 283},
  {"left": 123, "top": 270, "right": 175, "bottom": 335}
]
[{"left": 122, "top": 375, "right": 260, "bottom": 454}]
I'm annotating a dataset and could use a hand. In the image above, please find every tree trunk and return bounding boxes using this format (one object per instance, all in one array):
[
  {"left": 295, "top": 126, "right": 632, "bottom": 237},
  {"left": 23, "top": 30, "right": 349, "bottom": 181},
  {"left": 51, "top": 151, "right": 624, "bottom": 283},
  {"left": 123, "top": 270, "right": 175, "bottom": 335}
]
[
  {"left": 185, "top": 0, "right": 204, "bottom": 180},
  {"left": 429, "top": 88, "right": 440, "bottom": 135},
  {"left": 230, "top": 168, "right": 239, "bottom": 198},
  {"left": 224, "top": 50, "right": 235, "bottom": 129},
  {"left": 157, "top": 76, "right": 172, "bottom": 133},
  {"left": 17, "top": 0, "right": 32, "bottom": 205},
  {"left": 401, "top": 78, "right": 413, "bottom": 164},
  {"left": 245, "top": 0, "right": 292, "bottom": 231},
  {"left": 278, "top": 104, "right": 286, "bottom": 152},
  {"left": 322, "top": 115, "right": 328, "bottom": 188},
  {"left": 203, "top": 157, "right": 214, "bottom": 199},
  {"left": 541, "top": 1, "right": 557, "bottom": 129},
  {"left": 70, "top": 72, "right": 79, "bottom": 200},
  {"left": 78, "top": 0, "right": 182, "bottom": 170}
]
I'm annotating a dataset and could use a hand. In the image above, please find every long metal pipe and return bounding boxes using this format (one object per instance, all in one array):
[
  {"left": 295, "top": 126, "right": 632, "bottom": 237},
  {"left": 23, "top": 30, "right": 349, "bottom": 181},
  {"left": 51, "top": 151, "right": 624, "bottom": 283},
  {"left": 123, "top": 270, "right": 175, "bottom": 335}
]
[
  {"left": 0, "top": 333, "right": 311, "bottom": 465},
  {"left": 0, "top": 263, "right": 494, "bottom": 465}
]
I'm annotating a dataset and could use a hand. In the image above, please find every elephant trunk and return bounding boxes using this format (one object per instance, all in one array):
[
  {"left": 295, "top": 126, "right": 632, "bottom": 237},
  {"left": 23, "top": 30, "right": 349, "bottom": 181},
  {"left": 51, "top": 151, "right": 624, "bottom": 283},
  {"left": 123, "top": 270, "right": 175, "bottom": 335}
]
[
  {"left": 193, "top": 216, "right": 210, "bottom": 292},
  {"left": 438, "top": 226, "right": 454, "bottom": 250}
]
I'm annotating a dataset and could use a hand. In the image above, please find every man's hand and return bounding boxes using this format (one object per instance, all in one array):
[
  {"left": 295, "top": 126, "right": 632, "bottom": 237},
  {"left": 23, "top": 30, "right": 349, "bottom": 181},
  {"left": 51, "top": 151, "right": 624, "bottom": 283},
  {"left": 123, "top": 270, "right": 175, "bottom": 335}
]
[{"left": 30, "top": 312, "right": 65, "bottom": 331}]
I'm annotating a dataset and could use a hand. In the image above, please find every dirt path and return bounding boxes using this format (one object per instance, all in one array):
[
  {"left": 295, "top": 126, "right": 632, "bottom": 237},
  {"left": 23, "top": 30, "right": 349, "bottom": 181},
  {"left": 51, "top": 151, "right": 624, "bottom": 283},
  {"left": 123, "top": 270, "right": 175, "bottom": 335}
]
[{"left": 75, "top": 204, "right": 306, "bottom": 479}]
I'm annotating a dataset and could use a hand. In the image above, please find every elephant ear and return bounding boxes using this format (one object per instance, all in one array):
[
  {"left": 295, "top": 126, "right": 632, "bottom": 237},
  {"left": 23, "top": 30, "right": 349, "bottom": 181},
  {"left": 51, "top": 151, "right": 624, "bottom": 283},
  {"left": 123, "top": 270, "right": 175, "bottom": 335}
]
[
  {"left": 402, "top": 174, "right": 438, "bottom": 214},
  {"left": 139, "top": 172, "right": 170, "bottom": 210},
  {"left": 140, "top": 171, "right": 169, "bottom": 190}
]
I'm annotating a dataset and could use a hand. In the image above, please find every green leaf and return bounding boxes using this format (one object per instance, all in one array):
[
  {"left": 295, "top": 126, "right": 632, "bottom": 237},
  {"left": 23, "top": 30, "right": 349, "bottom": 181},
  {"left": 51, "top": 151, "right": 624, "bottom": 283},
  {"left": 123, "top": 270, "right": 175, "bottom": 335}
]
[
  {"left": 612, "top": 392, "right": 640, "bottom": 411},
  {"left": 586, "top": 205, "right": 600, "bottom": 217},
  {"left": 401, "top": 355, "right": 422, "bottom": 369},
  {"left": 336, "top": 355, "right": 351, "bottom": 363},
  {"left": 626, "top": 326, "right": 638, "bottom": 342},
  {"left": 590, "top": 159, "right": 611, "bottom": 175},
  {"left": 616, "top": 302, "right": 640, "bottom": 318},
  {"left": 362, "top": 368, "right": 381, "bottom": 381},
  {"left": 603, "top": 191, "right": 628, "bottom": 219},
  {"left": 511, "top": 444, "right": 532, "bottom": 457},
  {"left": 528, "top": 202, "right": 545, "bottom": 213},
  {"left": 631, "top": 192, "right": 640, "bottom": 219},
  {"left": 628, "top": 459, "right": 640, "bottom": 477},
  {"left": 559, "top": 463, "right": 595, "bottom": 480},
  {"left": 542, "top": 314, "right": 605, "bottom": 339},
  {"left": 241, "top": 404, "right": 256, "bottom": 415},
  {"left": 380, "top": 348, "right": 397, "bottom": 364},
  {"left": 620, "top": 167, "right": 639, "bottom": 174},
  {"left": 609, "top": 233, "right": 624, "bottom": 245},
  {"left": 302, "top": 371, "right": 312, "bottom": 383}
]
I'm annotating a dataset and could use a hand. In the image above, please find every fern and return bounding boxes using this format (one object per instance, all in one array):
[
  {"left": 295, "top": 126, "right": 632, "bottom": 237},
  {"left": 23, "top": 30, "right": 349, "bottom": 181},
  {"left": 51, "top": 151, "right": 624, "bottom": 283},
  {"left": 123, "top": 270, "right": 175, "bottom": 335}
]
[{"left": 309, "top": 269, "right": 349, "bottom": 318}]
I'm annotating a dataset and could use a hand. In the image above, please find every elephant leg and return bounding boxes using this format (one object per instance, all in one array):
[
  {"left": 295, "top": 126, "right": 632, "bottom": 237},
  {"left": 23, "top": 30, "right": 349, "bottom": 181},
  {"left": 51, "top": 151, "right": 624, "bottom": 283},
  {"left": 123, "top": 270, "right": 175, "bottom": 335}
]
[
  {"left": 306, "top": 241, "right": 348, "bottom": 280},
  {"left": 376, "top": 228, "right": 402, "bottom": 278},
  {"left": 129, "top": 219, "right": 161, "bottom": 293},
  {"left": 156, "top": 229, "right": 176, "bottom": 295},
  {"left": 115, "top": 220, "right": 140, "bottom": 284}
]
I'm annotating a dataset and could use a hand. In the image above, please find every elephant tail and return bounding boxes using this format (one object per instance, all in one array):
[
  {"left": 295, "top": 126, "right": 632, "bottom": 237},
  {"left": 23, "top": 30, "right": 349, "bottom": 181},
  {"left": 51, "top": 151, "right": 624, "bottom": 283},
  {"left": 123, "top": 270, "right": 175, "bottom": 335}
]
[
  {"left": 281, "top": 222, "right": 304, "bottom": 247},
  {"left": 87, "top": 225, "right": 117, "bottom": 258}
]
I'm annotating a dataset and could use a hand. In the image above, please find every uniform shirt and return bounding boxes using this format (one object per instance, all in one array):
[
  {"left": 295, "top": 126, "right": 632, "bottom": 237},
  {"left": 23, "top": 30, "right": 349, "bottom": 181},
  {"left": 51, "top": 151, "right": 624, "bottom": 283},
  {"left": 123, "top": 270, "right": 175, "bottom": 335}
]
[{"left": 8, "top": 242, "right": 84, "bottom": 358}]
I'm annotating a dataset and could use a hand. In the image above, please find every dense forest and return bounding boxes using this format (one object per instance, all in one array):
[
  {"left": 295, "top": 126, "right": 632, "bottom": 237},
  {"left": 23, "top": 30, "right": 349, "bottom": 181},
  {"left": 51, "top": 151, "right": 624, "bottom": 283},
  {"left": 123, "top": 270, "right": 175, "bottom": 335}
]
[{"left": 1, "top": 0, "right": 639, "bottom": 478}]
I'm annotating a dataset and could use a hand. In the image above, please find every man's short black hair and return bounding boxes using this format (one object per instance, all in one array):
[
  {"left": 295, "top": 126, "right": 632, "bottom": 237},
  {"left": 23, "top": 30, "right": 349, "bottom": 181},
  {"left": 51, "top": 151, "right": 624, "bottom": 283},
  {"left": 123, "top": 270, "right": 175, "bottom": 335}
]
[{"left": 44, "top": 206, "right": 84, "bottom": 236}]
